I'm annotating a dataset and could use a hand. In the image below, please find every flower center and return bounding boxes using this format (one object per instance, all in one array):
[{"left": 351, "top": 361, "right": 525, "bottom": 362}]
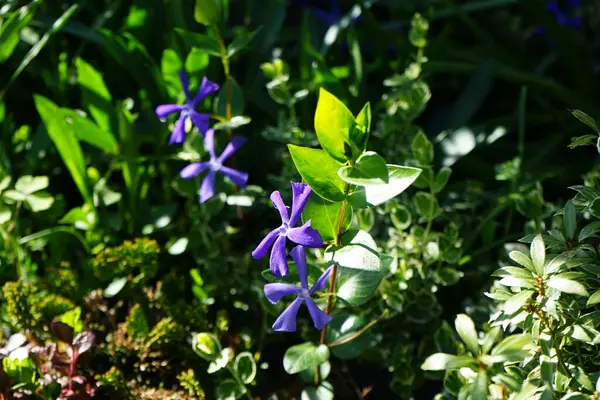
[
  {"left": 279, "top": 221, "right": 289, "bottom": 234},
  {"left": 299, "top": 288, "right": 310, "bottom": 299},
  {"left": 210, "top": 159, "right": 222, "bottom": 170}
]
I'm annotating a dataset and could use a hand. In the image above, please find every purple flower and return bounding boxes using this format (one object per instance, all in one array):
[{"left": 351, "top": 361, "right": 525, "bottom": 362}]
[
  {"left": 252, "top": 182, "right": 323, "bottom": 277},
  {"left": 180, "top": 129, "right": 248, "bottom": 203},
  {"left": 264, "top": 246, "right": 332, "bottom": 332},
  {"left": 155, "top": 70, "right": 219, "bottom": 144},
  {"left": 547, "top": 0, "right": 581, "bottom": 28}
]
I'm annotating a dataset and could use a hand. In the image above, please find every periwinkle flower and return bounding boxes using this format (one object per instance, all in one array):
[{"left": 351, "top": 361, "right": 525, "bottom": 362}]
[
  {"left": 180, "top": 129, "right": 248, "bottom": 203},
  {"left": 252, "top": 182, "right": 323, "bottom": 277},
  {"left": 547, "top": 0, "right": 581, "bottom": 27},
  {"left": 155, "top": 70, "right": 219, "bottom": 144},
  {"left": 264, "top": 246, "right": 332, "bottom": 332}
]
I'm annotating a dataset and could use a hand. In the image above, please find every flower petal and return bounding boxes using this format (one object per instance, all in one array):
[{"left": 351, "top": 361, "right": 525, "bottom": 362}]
[
  {"left": 272, "top": 297, "right": 303, "bottom": 332},
  {"left": 310, "top": 265, "right": 333, "bottom": 295},
  {"left": 180, "top": 162, "right": 210, "bottom": 179},
  {"left": 287, "top": 221, "right": 323, "bottom": 248},
  {"left": 192, "top": 77, "right": 220, "bottom": 107},
  {"left": 190, "top": 112, "right": 210, "bottom": 135},
  {"left": 169, "top": 115, "right": 187, "bottom": 144},
  {"left": 304, "top": 298, "right": 332, "bottom": 330},
  {"left": 289, "top": 245, "right": 309, "bottom": 290},
  {"left": 270, "top": 234, "right": 289, "bottom": 278},
  {"left": 204, "top": 128, "right": 216, "bottom": 159},
  {"left": 220, "top": 166, "right": 248, "bottom": 188},
  {"left": 264, "top": 283, "right": 301, "bottom": 304},
  {"left": 179, "top": 69, "right": 191, "bottom": 101},
  {"left": 289, "top": 182, "right": 312, "bottom": 226},
  {"left": 252, "top": 229, "right": 280, "bottom": 259},
  {"left": 199, "top": 170, "right": 216, "bottom": 203},
  {"left": 217, "top": 136, "right": 248, "bottom": 163},
  {"left": 155, "top": 104, "right": 184, "bottom": 120},
  {"left": 270, "top": 191, "right": 289, "bottom": 223}
]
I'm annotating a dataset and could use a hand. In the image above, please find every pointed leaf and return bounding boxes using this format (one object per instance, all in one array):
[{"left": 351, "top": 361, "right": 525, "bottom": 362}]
[
  {"left": 361, "top": 165, "right": 421, "bottom": 206},
  {"left": 530, "top": 234, "right": 545, "bottom": 275},
  {"left": 503, "top": 290, "right": 534, "bottom": 315},
  {"left": 563, "top": 200, "right": 576, "bottom": 240},
  {"left": 338, "top": 151, "right": 389, "bottom": 185},
  {"left": 509, "top": 251, "right": 536, "bottom": 273},
  {"left": 572, "top": 109, "right": 599, "bottom": 133},
  {"left": 455, "top": 314, "right": 480, "bottom": 355},
  {"left": 283, "top": 342, "right": 330, "bottom": 374},
  {"left": 314, "top": 88, "right": 357, "bottom": 162},
  {"left": 472, "top": 369, "right": 488, "bottom": 400},
  {"left": 547, "top": 276, "right": 588, "bottom": 297}
]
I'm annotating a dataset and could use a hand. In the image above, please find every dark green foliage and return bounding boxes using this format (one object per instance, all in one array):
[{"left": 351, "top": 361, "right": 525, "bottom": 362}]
[{"left": 92, "top": 238, "right": 159, "bottom": 282}]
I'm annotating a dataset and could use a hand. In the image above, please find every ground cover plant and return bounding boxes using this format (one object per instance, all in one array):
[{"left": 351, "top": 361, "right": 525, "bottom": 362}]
[{"left": 1, "top": 0, "right": 600, "bottom": 398}]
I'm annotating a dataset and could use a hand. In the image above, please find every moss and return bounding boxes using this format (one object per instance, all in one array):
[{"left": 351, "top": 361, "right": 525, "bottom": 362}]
[{"left": 92, "top": 238, "right": 159, "bottom": 282}]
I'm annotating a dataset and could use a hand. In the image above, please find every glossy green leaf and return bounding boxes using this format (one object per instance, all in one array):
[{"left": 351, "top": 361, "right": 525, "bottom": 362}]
[
  {"left": 351, "top": 102, "right": 371, "bottom": 150},
  {"left": 314, "top": 88, "right": 357, "bottom": 162},
  {"left": 530, "top": 234, "right": 545, "bottom": 275},
  {"left": 34, "top": 95, "right": 92, "bottom": 206},
  {"left": 564, "top": 200, "right": 576, "bottom": 240},
  {"left": 215, "top": 76, "right": 244, "bottom": 117},
  {"left": 325, "top": 230, "right": 381, "bottom": 272},
  {"left": 547, "top": 276, "right": 589, "bottom": 297},
  {"left": 104, "top": 277, "right": 127, "bottom": 298},
  {"left": 433, "top": 167, "right": 452, "bottom": 193},
  {"left": 335, "top": 266, "right": 384, "bottom": 306},
  {"left": 421, "top": 353, "right": 476, "bottom": 371},
  {"left": 76, "top": 58, "right": 115, "bottom": 135},
  {"left": 472, "top": 369, "right": 488, "bottom": 400},
  {"left": 213, "top": 116, "right": 251, "bottom": 131},
  {"left": 194, "top": 0, "right": 221, "bottom": 26},
  {"left": 508, "top": 251, "right": 536, "bottom": 274},
  {"left": 301, "top": 382, "right": 334, "bottom": 400},
  {"left": 503, "top": 290, "right": 534, "bottom": 315},
  {"left": 411, "top": 132, "right": 433, "bottom": 165},
  {"left": 215, "top": 378, "right": 246, "bottom": 400},
  {"left": 455, "top": 314, "right": 480, "bottom": 355},
  {"left": 288, "top": 145, "right": 346, "bottom": 202},
  {"left": 302, "top": 196, "right": 352, "bottom": 242},
  {"left": 283, "top": 342, "right": 329, "bottom": 374},
  {"left": 234, "top": 352, "right": 256, "bottom": 384},
  {"left": 578, "top": 221, "right": 600, "bottom": 242},
  {"left": 491, "top": 334, "right": 533, "bottom": 361},
  {"left": 325, "top": 314, "right": 380, "bottom": 359},
  {"left": 587, "top": 290, "right": 600, "bottom": 306},
  {"left": 338, "top": 151, "right": 388, "bottom": 185},
  {"left": 413, "top": 191, "right": 439, "bottom": 221},
  {"left": 0, "top": 4, "right": 37, "bottom": 62},
  {"left": 572, "top": 109, "right": 599, "bottom": 133},
  {"left": 227, "top": 28, "right": 259, "bottom": 57},
  {"left": 361, "top": 165, "right": 421, "bottom": 206}
]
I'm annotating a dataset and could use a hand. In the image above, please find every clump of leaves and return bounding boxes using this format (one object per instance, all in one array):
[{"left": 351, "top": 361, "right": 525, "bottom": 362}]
[
  {"left": 92, "top": 238, "right": 159, "bottom": 283},
  {"left": 2, "top": 280, "right": 74, "bottom": 336}
]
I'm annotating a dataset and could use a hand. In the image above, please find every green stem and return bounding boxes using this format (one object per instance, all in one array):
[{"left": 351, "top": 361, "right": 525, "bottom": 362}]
[{"left": 227, "top": 366, "right": 253, "bottom": 400}]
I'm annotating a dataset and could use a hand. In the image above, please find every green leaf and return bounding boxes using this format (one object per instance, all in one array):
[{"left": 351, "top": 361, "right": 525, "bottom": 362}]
[
  {"left": 0, "top": 4, "right": 37, "bottom": 62},
  {"left": 503, "top": 290, "right": 534, "bottom": 315},
  {"left": 227, "top": 28, "right": 259, "bottom": 57},
  {"left": 104, "top": 277, "right": 128, "bottom": 298},
  {"left": 176, "top": 28, "right": 222, "bottom": 56},
  {"left": 413, "top": 191, "right": 440, "bottom": 221},
  {"left": 547, "top": 276, "right": 589, "bottom": 297},
  {"left": 564, "top": 200, "right": 576, "bottom": 240},
  {"left": 58, "top": 307, "right": 84, "bottom": 334},
  {"left": 0, "top": 206, "right": 11, "bottom": 225},
  {"left": 571, "top": 109, "right": 599, "bottom": 133},
  {"left": 299, "top": 362, "right": 330, "bottom": 383},
  {"left": 491, "top": 334, "right": 533, "bottom": 361},
  {"left": 325, "top": 314, "right": 380, "bottom": 359},
  {"left": 34, "top": 95, "right": 92, "bottom": 206},
  {"left": 15, "top": 176, "right": 48, "bottom": 194},
  {"left": 455, "top": 314, "right": 480, "bottom": 355},
  {"left": 335, "top": 266, "right": 384, "bottom": 306},
  {"left": 325, "top": 230, "right": 381, "bottom": 272},
  {"left": 433, "top": 167, "right": 452, "bottom": 193},
  {"left": 215, "top": 379, "right": 246, "bottom": 400},
  {"left": 508, "top": 251, "right": 536, "bottom": 274},
  {"left": 302, "top": 196, "right": 352, "bottom": 242},
  {"left": 234, "top": 352, "right": 256, "bottom": 384},
  {"left": 421, "top": 353, "right": 476, "bottom": 371},
  {"left": 288, "top": 145, "right": 346, "bottom": 202},
  {"left": 168, "top": 237, "right": 189, "bottom": 255},
  {"left": 26, "top": 193, "right": 54, "bottom": 212},
  {"left": 481, "top": 327, "right": 502, "bottom": 355},
  {"left": 215, "top": 76, "right": 244, "bottom": 117},
  {"left": 352, "top": 102, "right": 371, "bottom": 150},
  {"left": 587, "top": 290, "right": 600, "bottom": 306},
  {"left": 213, "top": 116, "right": 251, "bottom": 131},
  {"left": 314, "top": 88, "right": 357, "bottom": 162},
  {"left": 472, "top": 369, "right": 488, "bottom": 400},
  {"left": 194, "top": 0, "right": 221, "bottom": 26},
  {"left": 283, "top": 342, "right": 329, "bottom": 375},
  {"left": 301, "top": 382, "right": 334, "bottom": 400},
  {"left": 61, "top": 109, "right": 118, "bottom": 153},
  {"left": 530, "top": 234, "right": 545, "bottom": 275},
  {"left": 338, "top": 151, "right": 388, "bottom": 185},
  {"left": 411, "top": 132, "right": 433, "bottom": 165},
  {"left": 578, "top": 221, "right": 600, "bottom": 241},
  {"left": 569, "top": 135, "right": 597, "bottom": 149},
  {"left": 361, "top": 165, "right": 421, "bottom": 206},
  {"left": 76, "top": 58, "right": 115, "bottom": 135}
]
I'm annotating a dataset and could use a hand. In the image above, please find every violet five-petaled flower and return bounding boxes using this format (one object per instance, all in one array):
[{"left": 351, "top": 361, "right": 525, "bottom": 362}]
[
  {"left": 264, "top": 246, "right": 332, "bottom": 332},
  {"left": 252, "top": 182, "right": 323, "bottom": 277},
  {"left": 547, "top": 0, "right": 581, "bottom": 28},
  {"left": 155, "top": 70, "right": 219, "bottom": 144},
  {"left": 180, "top": 129, "right": 248, "bottom": 203}
]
